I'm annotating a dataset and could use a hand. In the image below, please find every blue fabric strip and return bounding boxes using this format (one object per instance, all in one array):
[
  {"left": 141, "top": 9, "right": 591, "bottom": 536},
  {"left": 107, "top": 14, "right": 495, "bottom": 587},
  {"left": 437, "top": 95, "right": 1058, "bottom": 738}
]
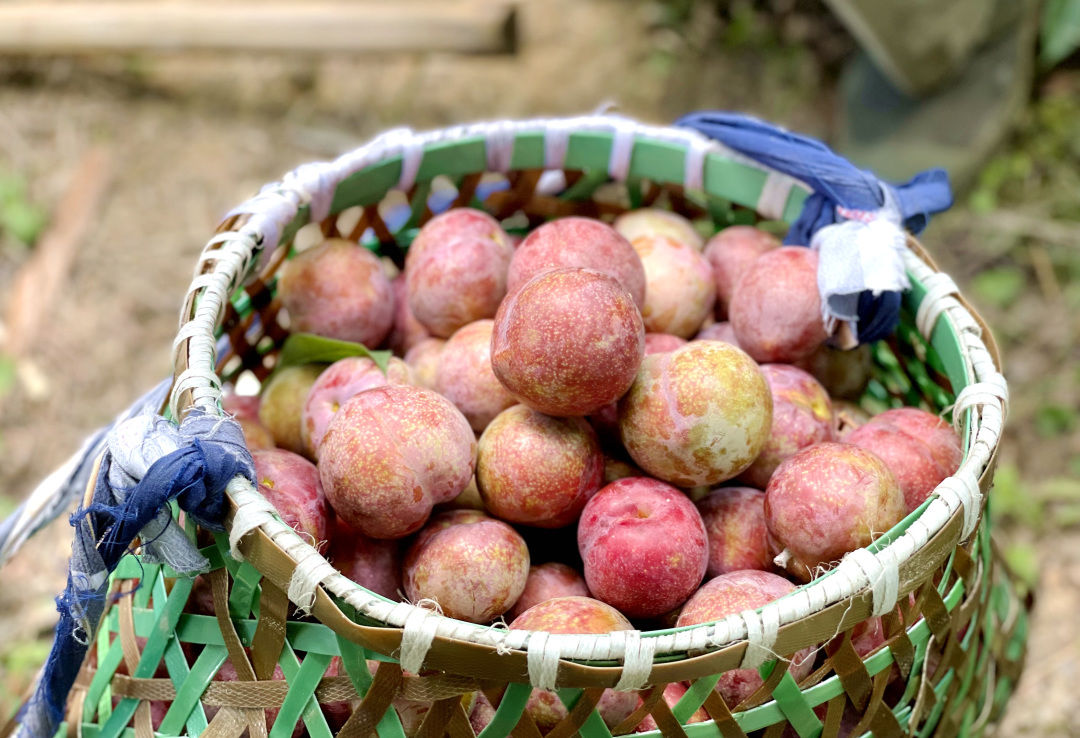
[{"left": 675, "top": 111, "right": 953, "bottom": 343}]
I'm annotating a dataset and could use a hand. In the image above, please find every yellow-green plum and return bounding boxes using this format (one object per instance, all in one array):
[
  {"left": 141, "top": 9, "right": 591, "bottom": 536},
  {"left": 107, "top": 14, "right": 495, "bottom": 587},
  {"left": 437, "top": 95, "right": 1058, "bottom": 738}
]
[
  {"left": 258, "top": 364, "right": 323, "bottom": 456},
  {"left": 613, "top": 208, "right": 704, "bottom": 251},
  {"left": 632, "top": 234, "right": 716, "bottom": 338},
  {"left": 618, "top": 341, "right": 772, "bottom": 487}
]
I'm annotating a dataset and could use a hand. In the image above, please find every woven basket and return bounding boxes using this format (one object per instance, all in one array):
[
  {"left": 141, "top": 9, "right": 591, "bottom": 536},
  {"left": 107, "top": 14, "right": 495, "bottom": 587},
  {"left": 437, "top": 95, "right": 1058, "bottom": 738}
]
[{"left": 57, "top": 116, "right": 1026, "bottom": 738}]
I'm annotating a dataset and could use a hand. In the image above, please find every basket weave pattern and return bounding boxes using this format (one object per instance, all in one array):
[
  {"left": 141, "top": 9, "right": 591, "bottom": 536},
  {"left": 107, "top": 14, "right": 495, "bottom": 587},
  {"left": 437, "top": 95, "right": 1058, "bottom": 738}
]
[{"left": 56, "top": 117, "right": 1025, "bottom": 738}]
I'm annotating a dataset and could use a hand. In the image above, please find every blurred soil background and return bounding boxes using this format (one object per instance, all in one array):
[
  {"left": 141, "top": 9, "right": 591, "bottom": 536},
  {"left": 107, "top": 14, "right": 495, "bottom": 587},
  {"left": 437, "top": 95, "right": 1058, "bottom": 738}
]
[{"left": 0, "top": 0, "right": 1079, "bottom": 733}]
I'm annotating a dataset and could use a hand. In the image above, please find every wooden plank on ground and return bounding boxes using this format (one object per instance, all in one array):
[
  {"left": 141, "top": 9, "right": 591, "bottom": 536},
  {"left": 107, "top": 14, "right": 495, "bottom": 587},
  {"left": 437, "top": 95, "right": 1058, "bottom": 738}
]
[
  {"left": 3, "top": 147, "right": 112, "bottom": 359},
  {"left": 0, "top": 2, "right": 517, "bottom": 55}
]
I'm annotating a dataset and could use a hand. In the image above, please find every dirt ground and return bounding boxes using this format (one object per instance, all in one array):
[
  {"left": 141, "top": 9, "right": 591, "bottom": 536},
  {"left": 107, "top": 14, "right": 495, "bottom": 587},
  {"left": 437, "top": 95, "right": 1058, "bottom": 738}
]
[{"left": 1, "top": 1, "right": 1078, "bottom": 734}]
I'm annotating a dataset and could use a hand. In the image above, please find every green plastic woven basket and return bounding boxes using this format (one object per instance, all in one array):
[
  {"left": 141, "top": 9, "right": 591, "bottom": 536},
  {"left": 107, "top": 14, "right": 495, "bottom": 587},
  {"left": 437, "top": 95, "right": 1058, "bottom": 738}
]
[{"left": 50, "top": 116, "right": 1026, "bottom": 738}]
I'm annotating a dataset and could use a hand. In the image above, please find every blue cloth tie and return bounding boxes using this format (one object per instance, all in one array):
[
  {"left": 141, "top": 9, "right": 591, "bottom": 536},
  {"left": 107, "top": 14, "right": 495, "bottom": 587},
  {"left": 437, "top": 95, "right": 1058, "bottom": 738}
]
[
  {"left": 676, "top": 111, "right": 953, "bottom": 342},
  {"left": 18, "top": 409, "right": 254, "bottom": 738}
]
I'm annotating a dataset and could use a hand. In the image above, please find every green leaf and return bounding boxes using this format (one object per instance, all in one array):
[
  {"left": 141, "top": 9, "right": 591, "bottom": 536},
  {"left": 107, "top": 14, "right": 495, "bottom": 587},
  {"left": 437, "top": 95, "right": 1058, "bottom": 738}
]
[
  {"left": 1041, "top": 0, "right": 1080, "bottom": 69},
  {"left": 276, "top": 332, "right": 392, "bottom": 374}
]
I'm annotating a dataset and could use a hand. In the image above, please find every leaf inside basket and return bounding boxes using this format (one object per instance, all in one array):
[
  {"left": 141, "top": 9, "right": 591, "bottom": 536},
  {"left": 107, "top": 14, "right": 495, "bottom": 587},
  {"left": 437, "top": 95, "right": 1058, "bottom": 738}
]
[{"left": 276, "top": 332, "right": 392, "bottom": 374}]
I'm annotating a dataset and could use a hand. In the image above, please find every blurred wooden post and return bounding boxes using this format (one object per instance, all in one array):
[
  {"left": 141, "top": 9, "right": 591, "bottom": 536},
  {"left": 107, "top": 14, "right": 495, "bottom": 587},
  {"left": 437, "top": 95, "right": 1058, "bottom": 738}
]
[{"left": 0, "top": 2, "right": 517, "bottom": 55}]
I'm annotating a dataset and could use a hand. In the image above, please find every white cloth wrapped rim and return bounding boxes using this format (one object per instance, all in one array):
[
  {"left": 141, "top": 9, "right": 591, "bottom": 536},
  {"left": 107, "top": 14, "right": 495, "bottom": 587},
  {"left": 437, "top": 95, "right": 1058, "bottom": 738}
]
[{"left": 174, "top": 116, "right": 1008, "bottom": 691}]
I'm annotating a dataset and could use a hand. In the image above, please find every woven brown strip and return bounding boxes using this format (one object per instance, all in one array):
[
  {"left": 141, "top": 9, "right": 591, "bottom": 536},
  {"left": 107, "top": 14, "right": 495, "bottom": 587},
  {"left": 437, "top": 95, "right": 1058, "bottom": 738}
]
[
  {"left": 446, "top": 700, "right": 477, "bottom": 738},
  {"left": 117, "top": 589, "right": 142, "bottom": 678},
  {"left": 209, "top": 567, "right": 256, "bottom": 681},
  {"left": 761, "top": 721, "right": 786, "bottom": 738},
  {"left": 863, "top": 670, "right": 902, "bottom": 738},
  {"left": 111, "top": 676, "right": 177, "bottom": 702},
  {"left": 345, "top": 208, "right": 373, "bottom": 243},
  {"left": 733, "top": 657, "right": 790, "bottom": 712},
  {"left": 208, "top": 567, "right": 269, "bottom": 738},
  {"left": 611, "top": 684, "right": 664, "bottom": 736},
  {"left": 200, "top": 705, "right": 253, "bottom": 738},
  {"left": 337, "top": 660, "right": 403, "bottom": 738},
  {"left": 918, "top": 582, "right": 952, "bottom": 649},
  {"left": 315, "top": 676, "right": 361, "bottom": 703},
  {"left": 133, "top": 701, "right": 154, "bottom": 738},
  {"left": 368, "top": 206, "right": 396, "bottom": 247},
  {"left": 205, "top": 681, "right": 291, "bottom": 709},
  {"left": 417, "top": 697, "right": 459, "bottom": 738},
  {"left": 701, "top": 691, "right": 749, "bottom": 738},
  {"left": 62, "top": 658, "right": 95, "bottom": 738},
  {"left": 451, "top": 173, "right": 483, "bottom": 211},
  {"left": 797, "top": 656, "right": 835, "bottom": 692},
  {"left": 819, "top": 694, "right": 848, "bottom": 738},
  {"left": 647, "top": 692, "right": 689, "bottom": 738},
  {"left": 883, "top": 610, "right": 915, "bottom": 682},
  {"left": 827, "top": 636, "right": 872, "bottom": 711},
  {"left": 251, "top": 579, "right": 289, "bottom": 681},
  {"left": 546, "top": 687, "right": 604, "bottom": 738},
  {"left": 401, "top": 672, "right": 479, "bottom": 702}
]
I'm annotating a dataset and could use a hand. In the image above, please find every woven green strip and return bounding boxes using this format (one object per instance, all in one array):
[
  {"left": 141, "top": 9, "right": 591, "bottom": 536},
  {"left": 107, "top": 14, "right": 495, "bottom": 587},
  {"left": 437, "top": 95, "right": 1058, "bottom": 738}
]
[
  {"left": 97, "top": 575, "right": 192, "bottom": 738},
  {"left": 161, "top": 624, "right": 201, "bottom": 734},
  {"left": 403, "top": 179, "right": 433, "bottom": 233},
  {"left": 85, "top": 629, "right": 123, "bottom": 723},
  {"left": 334, "top": 634, "right": 408, "bottom": 738},
  {"left": 561, "top": 170, "right": 612, "bottom": 202},
  {"left": 476, "top": 682, "right": 531, "bottom": 738},
  {"left": 674, "top": 673, "right": 720, "bottom": 723},
  {"left": 156, "top": 644, "right": 226, "bottom": 736},
  {"left": 229, "top": 561, "right": 263, "bottom": 622},
  {"left": 272, "top": 646, "right": 333, "bottom": 738},
  {"left": 769, "top": 669, "right": 821, "bottom": 737},
  {"left": 557, "top": 688, "right": 613, "bottom": 738}
]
